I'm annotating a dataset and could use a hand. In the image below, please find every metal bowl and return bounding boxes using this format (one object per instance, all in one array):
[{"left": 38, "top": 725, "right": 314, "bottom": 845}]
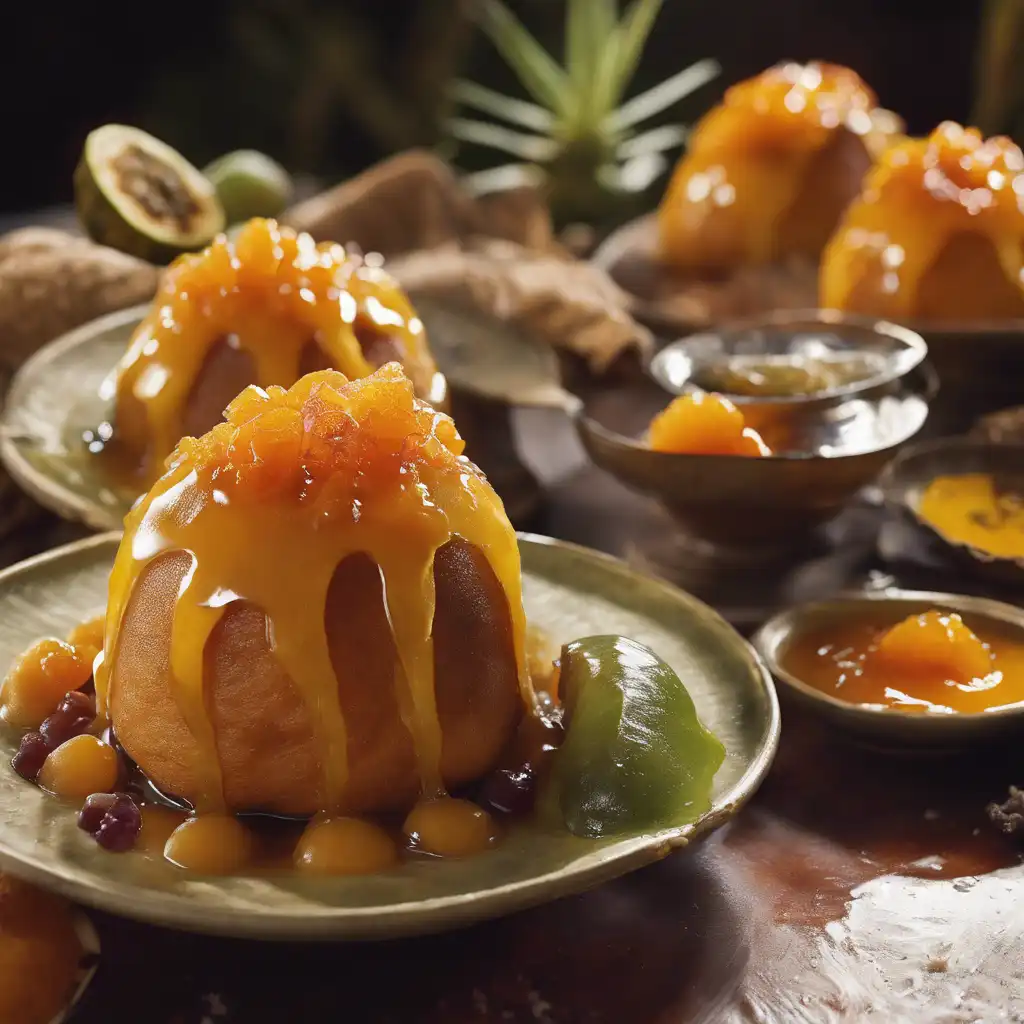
[
  {"left": 649, "top": 309, "right": 928, "bottom": 413},
  {"left": 574, "top": 370, "right": 931, "bottom": 553},
  {"left": 753, "top": 588, "right": 1024, "bottom": 749},
  {"left": 878, "top": 437, "right": 1024, "bottom": 591}
]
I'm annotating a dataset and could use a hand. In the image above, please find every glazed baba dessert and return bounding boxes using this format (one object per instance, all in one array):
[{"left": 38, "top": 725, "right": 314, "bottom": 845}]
[
  {"left": 783, "top": 608, "right": 1024, "bottom": 714},
  {"left": 96, "top": 217, "right": 439, "bottom": 484},
  {"left": 658, "top": 61, "right": 900, "bottom": 275},
  {"left": 820, "top": 122, "right": 1024, "bottom": 321},
  {"left": 4, "top": 363, "right": 725, "bottom": 875}
]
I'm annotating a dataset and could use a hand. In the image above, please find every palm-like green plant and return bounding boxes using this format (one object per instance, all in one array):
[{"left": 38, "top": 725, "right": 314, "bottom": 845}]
[{"left": 449, "top": 0, "right": 719, "bottom": 227}]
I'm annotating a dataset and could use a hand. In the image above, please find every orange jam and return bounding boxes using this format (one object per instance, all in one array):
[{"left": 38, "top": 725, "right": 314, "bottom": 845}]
[
  {"left": 917, "top": 473, "right": 1024, "bottom": 560},
  {"left": 782, "top": 609, "right": 1024, "bottom": 713},
  {"left": 102, "top": 217, "right": 438, "bottom": 482},
  {"left": 0, "top": 875, "right": 88, "bottom": 1024},
  {"left": 658, "top": 61, "right": 900, "bottom": 274},
  {"left": 648, "top": 392, "right": 771, "bottom": 456},
  {"left": 820, "top": 122, "right": 1024, "bottom": 321},
  {"left": 97, "top": 363, "right": 535, "bottom": 822}
]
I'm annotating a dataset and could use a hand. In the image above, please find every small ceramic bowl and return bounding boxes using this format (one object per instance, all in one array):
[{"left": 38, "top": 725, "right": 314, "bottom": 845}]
[
  {"left": 649, "top": 309, "right": 928, "bottom": 414},
  {"left": 878, "top": 437, "right": 1024, "bottom": 591},
  {"left": 573, "top": 367, "right": 932, "bottom": 554},
  {"left": 753, "top": 588, "right": 1024, "bottom": 749}
]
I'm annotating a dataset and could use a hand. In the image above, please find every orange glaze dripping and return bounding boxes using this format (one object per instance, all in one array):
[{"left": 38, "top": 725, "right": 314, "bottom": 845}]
[
  {"left": 95, "top": 364, "right": 534, "bottom": 815},
  {"left": 820, "top": 122, "right": 1024, "bottom": 320},
  {"left": 658, "top": 61, "right": 901, "bottom": 273},
  {"left": 101, "top": 217, "right": 438, "bottom": 482}
]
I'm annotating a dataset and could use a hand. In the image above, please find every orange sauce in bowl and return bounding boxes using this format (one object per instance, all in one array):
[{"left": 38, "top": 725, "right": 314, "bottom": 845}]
[{"left": 781, "top": 609, "right": 1024, "bottom": 714}]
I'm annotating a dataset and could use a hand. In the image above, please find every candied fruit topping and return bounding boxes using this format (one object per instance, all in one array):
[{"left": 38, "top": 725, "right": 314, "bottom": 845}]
[
  {"left": 0, "top": 638, "right": 92, "bottom": 729},
  {"left": 820, "top": 122, "right": 1024, "bottom": 319},
  {"left": 168, "top": 363, "right": 467, "bottom": 509},
  {"left": 648, "top": 392, "right": 772, "bottom": 456},
  {"left": 873, "top": 611, "right": 996, "bottom": 685},
  {"left": 658, "top": 62, "right": 900, "bottom": 272},
  {"left": 108, "top": 216, "right": 437, "bottom": 479}
]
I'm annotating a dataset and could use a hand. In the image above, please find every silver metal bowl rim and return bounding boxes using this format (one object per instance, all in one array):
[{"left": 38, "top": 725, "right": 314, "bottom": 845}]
[
  {"left": 752, "top": 587, "right": 1024, "bottom": 731},
  {"left": 648, "top": 308, "right": 930, "bottom": 407},
  {"left": 574, "top": 374, "right": 933, "bottom": 466}
]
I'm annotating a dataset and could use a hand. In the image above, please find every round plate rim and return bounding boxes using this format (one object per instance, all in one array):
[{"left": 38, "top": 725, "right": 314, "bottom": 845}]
[
  {"left": 0, "top": 304, "right": 150, "bottom": 533},
  {"left": 0, "top": 530, "right": 780, "bottom": 941}
]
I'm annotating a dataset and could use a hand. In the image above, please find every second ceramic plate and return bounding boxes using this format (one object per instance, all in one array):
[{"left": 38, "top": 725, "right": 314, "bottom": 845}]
[
  {"left": 0, "top": 532, "right": 778, "bottom": 941},
  {"left": 0, "top": 305, "right": 145, "bottom": 531}
]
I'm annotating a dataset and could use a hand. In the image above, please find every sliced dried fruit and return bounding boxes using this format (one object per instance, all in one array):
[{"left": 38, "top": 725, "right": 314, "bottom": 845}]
[
  {"left": 74, "top": 124, "right": 225, "bottom": 263},
  {"left": 203, "top": 149, "right": 293, "bottom": 225}
]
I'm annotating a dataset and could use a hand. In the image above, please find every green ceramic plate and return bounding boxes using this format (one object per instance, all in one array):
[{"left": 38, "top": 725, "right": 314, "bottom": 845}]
[
  {"left": 0, "top": 532, "right": 778, "bottom": 940},
  {"left": 0, "top": 301, "right": 573, "bottom": 533},
  {"left": 0, "top": 305, "right": 144, "bottom": 532}
]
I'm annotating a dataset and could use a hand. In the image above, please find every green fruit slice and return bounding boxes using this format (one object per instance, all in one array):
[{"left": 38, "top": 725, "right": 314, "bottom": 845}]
[
  {"left": 544, "top": 634, "right": 726, "bottom": 839},
  {"left": 203, "top": 150, "right": 293, "bottom": 225},
  {"left": 74, "top": 124, "right": 225, "bottom": 264}
]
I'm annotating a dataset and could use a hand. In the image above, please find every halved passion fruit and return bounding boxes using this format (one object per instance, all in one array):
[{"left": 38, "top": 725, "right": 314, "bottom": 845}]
[{"left": 74, "top": 124, "right": 225, "bottom": 264}]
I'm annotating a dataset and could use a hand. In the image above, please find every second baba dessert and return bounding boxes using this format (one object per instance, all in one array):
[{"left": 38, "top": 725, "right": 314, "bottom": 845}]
[
  {"left": 657, "top": 61, "right": 900, "bottom": 275},
  {"left": 100, "top": 217, "right": 439, "bottom": 484},
  {"left": 820, "top": 122, "right": 1024, "bottom": 321}
]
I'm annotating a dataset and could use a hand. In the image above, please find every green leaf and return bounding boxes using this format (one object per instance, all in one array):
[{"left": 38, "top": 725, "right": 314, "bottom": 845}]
[
  {"left": 447, "top": 117, "right": 561, "bottom": 162},
  {"left": 607, "top": 58, "right": 720, "bottom": 131},
  {"left": 615, "top": 123, "right": 688, "bottom": 160},
  {"left": 566, "top": 0, "right": 617, "bottom": 87},
  {"left": 460, "top": 163, "right": 547, "bottom": 196},
  {"left": 610, "top": 0, "right": 665, "bottom": 104},
  {"left": 451, "top": 80, "right": 554, "bottom": 132},
  {"left": 473, "top": 0, "right": 570, "bottom": 114}
]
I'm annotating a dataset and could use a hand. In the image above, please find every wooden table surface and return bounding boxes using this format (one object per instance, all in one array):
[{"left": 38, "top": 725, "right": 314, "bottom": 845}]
[{"left": 40, "top": 406, "right": 1017, "bottom": 1024}]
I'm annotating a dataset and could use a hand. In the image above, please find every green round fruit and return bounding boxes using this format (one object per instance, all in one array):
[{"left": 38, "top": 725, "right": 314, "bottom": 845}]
[
  {"left": 74, "top": 124, "right": 225, "bottom": 264},
  {"left": 203, "top": 150, "right": 294, "bottom": 225}
]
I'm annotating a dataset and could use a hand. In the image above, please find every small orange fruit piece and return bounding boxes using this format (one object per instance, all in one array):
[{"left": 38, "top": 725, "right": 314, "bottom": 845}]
[
  {"left": 1, "top": 639, "right": 92, "bottom": 729},
  {"left": 648, "top": 392, "right": 772, "bottom": 456}
]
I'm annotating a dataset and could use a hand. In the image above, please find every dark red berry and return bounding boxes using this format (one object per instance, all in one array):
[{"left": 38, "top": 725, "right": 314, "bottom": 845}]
[
  {"left": 478, "top": 765, "right": 537, "bottom": 816},
  {"left": 39, "top": 691, "right": 96, "bottom": 749},
  {"left": 77, "top": 793, "right": 142, "bottom": 853},
  {"left": 12, "top": 732, "right": 50, "bottom": 781}
]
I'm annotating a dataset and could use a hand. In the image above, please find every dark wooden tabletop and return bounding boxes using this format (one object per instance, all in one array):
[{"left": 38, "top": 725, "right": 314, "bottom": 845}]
[{"left": 47, "top": 406, "right": 1020, "bottom": 1024}]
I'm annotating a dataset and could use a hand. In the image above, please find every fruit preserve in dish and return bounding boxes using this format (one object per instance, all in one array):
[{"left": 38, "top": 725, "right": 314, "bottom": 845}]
[{"left": 782, "top": 608, "right": 1024, "bottom": 713}]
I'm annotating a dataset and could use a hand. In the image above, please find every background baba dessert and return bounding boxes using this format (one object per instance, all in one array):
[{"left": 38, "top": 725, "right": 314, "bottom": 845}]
[
  {"left": 104, "top": 217, "right": 439, "bottom": 485},
  {"left": 820, "top": 122, "right": 1024, "bottom": 321},
  {"left": 658, "top": 61, "right": 900, "bottom": 277}
]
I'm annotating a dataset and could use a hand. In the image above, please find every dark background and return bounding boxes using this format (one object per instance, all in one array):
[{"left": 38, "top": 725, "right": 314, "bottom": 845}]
[{"left": 2, "top": 0, "right": 981, "bottom": 213}]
